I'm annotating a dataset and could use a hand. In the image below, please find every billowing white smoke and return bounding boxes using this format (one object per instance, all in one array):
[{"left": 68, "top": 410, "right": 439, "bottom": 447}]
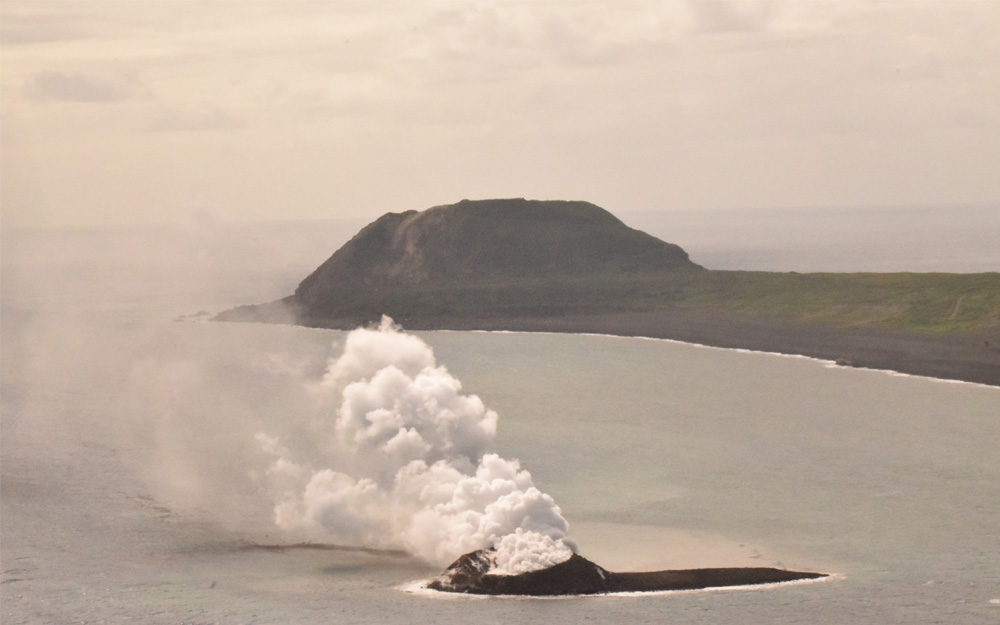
[{"left": 258, "top": 316, "right": 576, "bottom": 574}]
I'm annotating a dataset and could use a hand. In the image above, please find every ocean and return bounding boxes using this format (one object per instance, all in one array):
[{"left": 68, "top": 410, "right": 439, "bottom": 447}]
[{"left": 2, "top": 205, "right": 998, "bottom": 624}]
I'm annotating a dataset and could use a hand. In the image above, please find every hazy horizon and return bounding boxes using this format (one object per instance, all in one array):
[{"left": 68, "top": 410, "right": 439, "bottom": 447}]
[{"left": 4, "top": 205, "right": 997, "bottom": 290}]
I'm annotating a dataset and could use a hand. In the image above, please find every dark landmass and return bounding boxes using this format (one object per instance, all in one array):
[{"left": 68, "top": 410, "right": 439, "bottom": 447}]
[
  {"left": 215, "top": 198, "right": 1000, "bottom": 386},
  {"left": 232, "top": 541, "right": 409, "bottom": 557},
  {"left": 426, "top": 549, "right": 827, "bottom": 596},
  {"left": 293, "top": 197, "right": 701, "bottom": 313}
]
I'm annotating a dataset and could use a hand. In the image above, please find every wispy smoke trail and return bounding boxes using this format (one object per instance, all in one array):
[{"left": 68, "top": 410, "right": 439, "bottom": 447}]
[{"left": 258, "top": 317, "right": 575, "bottom": 574}]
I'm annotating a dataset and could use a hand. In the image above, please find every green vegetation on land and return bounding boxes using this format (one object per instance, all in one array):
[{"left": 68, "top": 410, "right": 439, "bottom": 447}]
[
  {"left": 220, "top": 199, "right": 999, "bottom": 339},
  {"left": 338, "top": 270, "right": 1000, "bottom": 336}
]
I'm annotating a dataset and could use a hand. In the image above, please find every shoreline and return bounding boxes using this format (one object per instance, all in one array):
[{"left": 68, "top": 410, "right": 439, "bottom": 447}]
[
  {"left": 293, "top": 310, "right": 1000, "bottom": 387},
  {"left": 446, "top": 328, "right": 1000, "bottom": 389},
  {"left": 402, "top": 572, "right": 838, "bottom": 600},
  {"left": 420, "top": 551, "right": 829, "bottom": 597}
]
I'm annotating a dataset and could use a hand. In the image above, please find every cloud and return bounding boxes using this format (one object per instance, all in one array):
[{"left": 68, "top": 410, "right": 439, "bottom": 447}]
[
  {"left": 687, "top": 0, "right": 783, "bottom": 34},
  {"left": 145, "top": 105, "right": 241, "bottom": 133},
  {"left": 23, "top": 70, "right": 148, "bottom": 103},
  {"left": 0, "top": 5, "right": 97, "bottom": 45}
]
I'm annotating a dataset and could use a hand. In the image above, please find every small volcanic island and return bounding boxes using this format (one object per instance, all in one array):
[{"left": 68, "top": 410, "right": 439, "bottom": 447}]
[{"left": 426, "top": 548, "right": 828, "bottom": 596}]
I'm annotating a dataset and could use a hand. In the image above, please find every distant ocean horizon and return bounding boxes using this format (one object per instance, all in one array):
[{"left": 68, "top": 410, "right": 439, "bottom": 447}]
[
  {"left": 5, "top": 203, "right": 996, "bottom": 320},
  {"left": 620, "top": 203, "right": 1000, "bottom": 273}
]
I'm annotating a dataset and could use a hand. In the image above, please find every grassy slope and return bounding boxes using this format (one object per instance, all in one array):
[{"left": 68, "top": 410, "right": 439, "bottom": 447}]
[
  {"left": 649, "top": 271, "right": 1000, "bottom": 334},
  {"left": 357, "top": 271, "right": 1000, "bottom": 337}
]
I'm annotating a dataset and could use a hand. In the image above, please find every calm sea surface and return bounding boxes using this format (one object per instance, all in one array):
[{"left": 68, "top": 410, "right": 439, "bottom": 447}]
[
  {"left": 2, "top": 206, "right": 998, "bottom": 624},
  {"left": 621, "top": 204, "right": 1000, "bottom": 273}
]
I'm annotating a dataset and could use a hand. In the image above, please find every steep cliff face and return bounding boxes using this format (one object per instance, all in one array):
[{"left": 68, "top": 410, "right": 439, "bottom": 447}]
[{"left": 293, "top": 199, "right": 701, "bottom": 316}]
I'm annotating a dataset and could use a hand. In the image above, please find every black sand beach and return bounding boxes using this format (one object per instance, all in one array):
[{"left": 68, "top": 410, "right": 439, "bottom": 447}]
[
  {"left": 216, "top": 200, "right": 999, "bottom": 387},
  {"left": 293, "top": 310, "right": 1000, "bottom": 387}
]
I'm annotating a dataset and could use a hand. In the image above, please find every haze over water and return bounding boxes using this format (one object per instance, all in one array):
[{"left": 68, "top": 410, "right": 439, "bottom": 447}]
[
  {"left": 624, "top": 204, "right": 1000, "bottom": 273},
  {"left": 2, "top": 205, "right": 998, "bottom": 624}
]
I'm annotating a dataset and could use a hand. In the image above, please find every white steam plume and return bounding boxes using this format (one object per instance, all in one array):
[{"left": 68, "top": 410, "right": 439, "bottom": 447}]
[{"left": 258, "top": 316, "right": 576, "bottom": 574}]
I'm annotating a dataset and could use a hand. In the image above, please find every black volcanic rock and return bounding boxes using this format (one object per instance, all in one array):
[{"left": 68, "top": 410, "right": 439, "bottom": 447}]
[
  {"left": 428, "top": 551, "right": 613, "bottom": 596},
  {"left": 426, "top": 549, "right": 828, "bottom": 596},
  {"left": 292, "top": 199, "right": 701, "bottom": 318}
]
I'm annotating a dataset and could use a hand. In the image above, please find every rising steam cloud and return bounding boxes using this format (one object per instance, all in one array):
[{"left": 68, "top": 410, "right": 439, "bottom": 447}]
[{"left": 258, "top": 317, "right": 576, "bottom": 574}]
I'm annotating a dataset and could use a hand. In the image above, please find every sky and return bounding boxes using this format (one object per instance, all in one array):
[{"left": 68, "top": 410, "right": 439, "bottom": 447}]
[{"left": 2, "top": 0, "right": 999, "bottom": 229}]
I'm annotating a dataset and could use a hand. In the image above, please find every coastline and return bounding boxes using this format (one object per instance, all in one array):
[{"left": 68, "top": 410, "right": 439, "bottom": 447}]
[
  {"left": 420, "top": 550, "right": 829, "bottom": 597},
  {"left": 402, "top": 572, "right": 837, "bottom": 600},
  {"left": 451, "top": 329, "right": 999, "bottom": 389},
  {"left": 288, "top": 309, "right": 1000, "bottom": 387}
]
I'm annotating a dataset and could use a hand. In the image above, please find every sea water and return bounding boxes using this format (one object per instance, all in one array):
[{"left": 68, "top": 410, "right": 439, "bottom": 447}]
[
  {"left": 621, "top": 203, "right": 1000, "bottom": 273},
  {"left": 2, "top": 206, "right": 998, "bottom": 624}
]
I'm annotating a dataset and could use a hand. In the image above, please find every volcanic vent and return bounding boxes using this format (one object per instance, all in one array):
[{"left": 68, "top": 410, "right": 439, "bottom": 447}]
[{"left": 255, "top": 317, "right": 827, "bottom": 596}]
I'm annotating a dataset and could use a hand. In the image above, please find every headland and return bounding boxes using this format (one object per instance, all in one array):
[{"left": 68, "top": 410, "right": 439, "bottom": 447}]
[{"left": 215, "top": 199, "right": 1000, "bottom": 386}]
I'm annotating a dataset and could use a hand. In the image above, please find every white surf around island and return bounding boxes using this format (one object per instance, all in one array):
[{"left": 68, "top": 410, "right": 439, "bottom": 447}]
[{"left": 398, "top": 572, "right": 841, "bottom": 600}]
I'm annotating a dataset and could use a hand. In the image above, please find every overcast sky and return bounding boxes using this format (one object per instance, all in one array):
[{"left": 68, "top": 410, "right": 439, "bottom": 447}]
[{"left": 2, "top": 0, "right": 998, "bottom": 229}]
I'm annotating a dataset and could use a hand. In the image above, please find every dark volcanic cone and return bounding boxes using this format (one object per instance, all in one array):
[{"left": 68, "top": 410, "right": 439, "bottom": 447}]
[
  {"left": 290, "top": 198, "right": 701, "bottom": 322},
  {"left": 297, "top": 199, "right": 699, "bottom": 301},
  {"left": 215, "top": 198, "right": 701, "bottom": 326},
  {"left": 426, "top": 550, "right": 828, "bottom": 596}
]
